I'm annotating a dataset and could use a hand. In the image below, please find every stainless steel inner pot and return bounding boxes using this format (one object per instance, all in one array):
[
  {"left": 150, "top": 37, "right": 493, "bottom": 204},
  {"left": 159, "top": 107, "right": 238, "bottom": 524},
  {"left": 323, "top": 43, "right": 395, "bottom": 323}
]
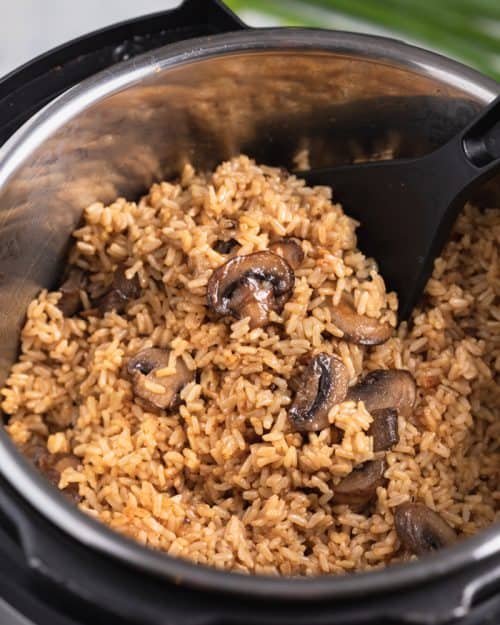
[{"left": 0, "top": 24, "right": 499, "bottom": 614}]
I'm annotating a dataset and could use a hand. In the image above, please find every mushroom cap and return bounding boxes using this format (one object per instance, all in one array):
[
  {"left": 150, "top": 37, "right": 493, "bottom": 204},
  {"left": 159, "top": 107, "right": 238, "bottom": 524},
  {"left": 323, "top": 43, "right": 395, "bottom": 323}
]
[
  {"left": 347, "top": 369, "right": 416, "bottom": 418},
  {"left": 127, "top": 348, "right": 193, "bottom": 410},
  {"left": 394, "top": 502, "right": 457, "bottom": 555},
  {"left": 269, "top": 238, "right": 304, "bottom": 270},
  {"left": 98, "top": 265, "right": 141, "bottom": 315},
  {"left": 58, "top": 268, "right": 85, "bottom": 317},
  {"left": 213, "top": 238, "right": 239, "bottom": 254},
  {"left": 368, "top": 407, "right": 399, "bottom": 452},
  {"left": 288, "top": 353, "right": 349, "bottom": 432},
  {"left": 21, "top": 435, "right": 81, "bottom": 503},
  {"left": 207, "top": 251, "right": 294, "bottom": 328},
  {"left": 333, "top": 458, "right": 387, "bottom": 508},
  {"left": 330, "top": 301, "right": 393, "bottom": 346}
]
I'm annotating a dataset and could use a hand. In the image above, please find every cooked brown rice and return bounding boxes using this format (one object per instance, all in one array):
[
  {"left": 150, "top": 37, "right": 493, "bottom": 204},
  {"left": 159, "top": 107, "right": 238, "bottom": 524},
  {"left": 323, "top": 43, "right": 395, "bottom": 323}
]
[{"left": 1, "top": 155, "right": 499, "bottom": 575}]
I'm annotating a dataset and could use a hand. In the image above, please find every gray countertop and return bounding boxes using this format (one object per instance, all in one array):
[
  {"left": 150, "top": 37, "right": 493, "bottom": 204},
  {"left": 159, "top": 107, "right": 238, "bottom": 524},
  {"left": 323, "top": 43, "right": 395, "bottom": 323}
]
[{"left": 0, "top": 0, "right": 181, "bottom": 78}]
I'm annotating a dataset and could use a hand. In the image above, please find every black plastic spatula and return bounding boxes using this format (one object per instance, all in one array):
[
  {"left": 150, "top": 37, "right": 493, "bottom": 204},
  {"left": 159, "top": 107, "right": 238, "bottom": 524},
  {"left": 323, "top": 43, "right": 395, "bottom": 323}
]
[{"left": 299, "top": 95, "right": 500, "bottom": 320}]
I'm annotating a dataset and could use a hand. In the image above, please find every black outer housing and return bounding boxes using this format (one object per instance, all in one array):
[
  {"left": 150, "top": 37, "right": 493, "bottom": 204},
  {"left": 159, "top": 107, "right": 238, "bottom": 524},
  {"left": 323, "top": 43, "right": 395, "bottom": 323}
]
[
  {"left": 0, "top": 2, "right": 500, "bottom": 624},
  {"left": 2, "top": 469, "right": 500, "bottom": 625}
]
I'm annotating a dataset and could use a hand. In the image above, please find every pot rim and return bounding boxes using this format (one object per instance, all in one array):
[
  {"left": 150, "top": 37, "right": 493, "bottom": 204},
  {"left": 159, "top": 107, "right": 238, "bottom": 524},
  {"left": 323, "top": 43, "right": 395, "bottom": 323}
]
[{"left": 0, "top": 27, "right": 499, "bottom": 600}]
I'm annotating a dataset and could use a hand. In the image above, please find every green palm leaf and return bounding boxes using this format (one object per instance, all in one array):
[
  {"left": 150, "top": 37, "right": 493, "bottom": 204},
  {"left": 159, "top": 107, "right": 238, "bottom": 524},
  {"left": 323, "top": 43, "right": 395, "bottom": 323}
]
[{"left": 226, "top": 0, "right": 500, "bottom": 81}]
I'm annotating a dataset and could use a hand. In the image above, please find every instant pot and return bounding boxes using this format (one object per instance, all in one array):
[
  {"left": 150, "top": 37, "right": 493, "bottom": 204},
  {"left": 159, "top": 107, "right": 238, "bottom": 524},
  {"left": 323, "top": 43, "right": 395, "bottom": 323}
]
[{"left": 0, "top": 1, "right": 499, "bottom": 623}]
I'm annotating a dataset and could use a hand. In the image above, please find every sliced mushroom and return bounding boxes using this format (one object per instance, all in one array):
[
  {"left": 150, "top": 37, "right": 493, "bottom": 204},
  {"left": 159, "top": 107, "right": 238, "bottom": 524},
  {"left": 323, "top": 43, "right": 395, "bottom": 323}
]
[
  {"left": 41, "top": 453, "right": 79, "bottom": 487},
  {"left": 269, "top": 238, "right": 304, "bottom": 270},
  {"left": 347, "top": 369, "right": 416, "bottom": 418},
  {"left": 58, "top": 268, "right": 85, "bottom": 317},
  {"left": 213, "top": 238, "right": 239, "bottom": 254},
  {"left": 394, "top": 503, "right": 457, "bottom": 555},
  {"left": 207, "top": 251, "right": 294, "bottom": 328},
  {"left": 97, "top": 265, "right": 141, "bottom": 315},
  {"left": 21, "top": 437, "right": 81, "bottom": 503},
  {"left": 288, "top": 353, "right": 348, "bottom": 432},
  {"left": 330, "top": 301, "right": 393, "bottom": 345},
  {"left": 37, "top": 450, "right": 80, "bottom": 482},
  {"left": 333, "top": 458, "right": 386, "bottom": 508},
  {"left": 43, "top": 453, "right": 82, "bottom": 503},
  {"left": 53, "top": 454, "right": 80, "bottom": 473},
  {"left": 368, "top": 408, "right": 399, "bottom": 452},
  {"left": 127, "top": 348, "right": 193, "bottom": 409}
]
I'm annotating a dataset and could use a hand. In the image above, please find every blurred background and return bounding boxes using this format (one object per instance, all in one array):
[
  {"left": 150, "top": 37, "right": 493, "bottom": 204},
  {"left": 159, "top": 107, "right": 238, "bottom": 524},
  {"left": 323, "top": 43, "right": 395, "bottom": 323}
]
[{"left": 0, "top": 0, "right": 498, "bottom": 80}]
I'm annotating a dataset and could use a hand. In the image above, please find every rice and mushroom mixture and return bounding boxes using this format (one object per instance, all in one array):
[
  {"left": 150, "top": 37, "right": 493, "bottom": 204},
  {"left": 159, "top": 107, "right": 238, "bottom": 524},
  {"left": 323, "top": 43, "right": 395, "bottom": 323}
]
[{"left": 1, "top": 156, "right": 499, "bottom": 575}]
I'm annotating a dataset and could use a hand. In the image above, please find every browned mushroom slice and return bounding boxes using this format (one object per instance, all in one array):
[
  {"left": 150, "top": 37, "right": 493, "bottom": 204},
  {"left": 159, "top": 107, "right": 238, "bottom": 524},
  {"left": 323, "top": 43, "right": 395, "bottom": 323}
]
[
  {"left": 97, "top": 265, "right": 141, "bottom": 315},
  {"left": 207, "top": 251, "right": 294, "bottom": 328},
  {"left": 41, "top": 452, "right": 79, "bottom": 482},
  {"left": 330, "top": 301, "right": 393, "bottom": 345},
  {"left": 53, "top": 454, "right": 80, "bottom": 473},
  {"left": 288, "top": 353, "right": 348, "bottom": 432},
  {"left": 347, "top": 369, "right": 416, "bottom": 418},
  {"left": 21, "top": 437, "right": 81, "bottom": 503},
  {"left": 333, "top": 459, "right": 387, "bottom": 508},
  {"left": 213, "top": 238, "right": 239, "bottom": 254},
  {"left": 127, "top": 348, "right": 193, "bottom": 409},
  {"left": 58, "top": 268, "right": 85, "bottom": 317},
  {"left": 43, "top": 454, "right": 82, "bottom": 503},
  {"left": 368, "top": 408, "right": 399, "bottom": 452},
  {"left": 394, "top": 503, "right": 457, "bottom": 555},
  {"left": 269, "top": 238, "right": 304, "bottom": 270}
]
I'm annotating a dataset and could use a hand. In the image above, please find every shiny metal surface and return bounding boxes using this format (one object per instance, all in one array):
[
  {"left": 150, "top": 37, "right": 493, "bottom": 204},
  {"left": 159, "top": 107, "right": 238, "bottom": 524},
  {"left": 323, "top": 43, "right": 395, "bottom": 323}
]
[
  {"left": 0, "top": 28, "right": 499, "bottom": 600},
  {"left": 0, "top": 29, "right": 498, "bottom": 383}
]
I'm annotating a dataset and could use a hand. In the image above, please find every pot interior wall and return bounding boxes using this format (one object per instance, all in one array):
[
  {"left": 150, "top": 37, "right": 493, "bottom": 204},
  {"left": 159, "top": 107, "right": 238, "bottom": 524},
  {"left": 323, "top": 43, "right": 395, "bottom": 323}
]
[{"left": 0, "top": 46, "right": 498, "bottom": 385}]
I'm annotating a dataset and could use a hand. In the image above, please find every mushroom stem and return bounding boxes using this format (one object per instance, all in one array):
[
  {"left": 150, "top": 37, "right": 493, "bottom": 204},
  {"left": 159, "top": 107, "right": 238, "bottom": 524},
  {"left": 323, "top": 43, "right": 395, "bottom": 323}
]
[
  {"left": 368, "top": 408, "right": 399, "bottom": 452},
  {"left": 330, "top": 301, "right": 393, "bottom": 346}
]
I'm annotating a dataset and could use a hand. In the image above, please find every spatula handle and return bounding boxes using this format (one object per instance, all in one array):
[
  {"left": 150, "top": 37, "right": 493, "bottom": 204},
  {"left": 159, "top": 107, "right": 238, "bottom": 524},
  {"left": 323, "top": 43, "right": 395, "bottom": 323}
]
[
  {"left": 423, "top": 93, "right": 500, "bottom": 267},
  {"left": 404, "top": 94, "right": 500, "bottom": 318},
  {"left": 463, "top": 96, "right": 500, "bottom": 170},
  {"left": 437, "top": 94, "right": 500, "bottom": 195}
]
